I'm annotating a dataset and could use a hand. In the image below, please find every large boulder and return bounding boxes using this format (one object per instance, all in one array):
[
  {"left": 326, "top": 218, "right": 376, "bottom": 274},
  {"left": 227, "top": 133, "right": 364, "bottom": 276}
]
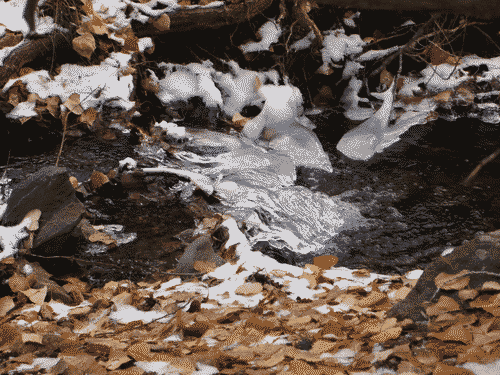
[
  {"left": 2, "top": 166, "right": 86, "bottom": 250},
  {"left": 388, "top": 229, "right": 500, "bottom": 321}
]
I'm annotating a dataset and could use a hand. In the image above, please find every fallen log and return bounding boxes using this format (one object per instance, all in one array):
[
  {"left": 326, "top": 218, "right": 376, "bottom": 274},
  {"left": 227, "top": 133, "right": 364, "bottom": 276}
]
[
  {"left": 313, "top": 0, "right": 500, "bottom": 19},
  {"left": 135, "top": 0, "right": 274, "bottom": 36}
]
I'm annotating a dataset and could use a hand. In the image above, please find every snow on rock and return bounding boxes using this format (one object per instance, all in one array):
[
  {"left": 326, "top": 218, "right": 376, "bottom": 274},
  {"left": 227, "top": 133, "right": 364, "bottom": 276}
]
[
  {"left": 340, "top": 77, "right": 373, "bottom": 121},
  {"left": 215, "top": 61, "right": 279, "bottom": 118},
  {"left": 317, "top": 29, "right": 366, "bottom": 74},
  {"left": 3, "top": 53, "right": 135, "bottom": 113},
  {"left": 337, "top": 81, "right": 395, "bottom": 161},
  {"left": 0, "top": 211, "right": 40, "bottom": 261},
  {"left": 155, "top": 61, "right": 223, "bottom": 109},
  {"left": 240, "top": 19, "right": 282, "bottom": 53},
  {"left": 243, "top": 84, "right": 333, "bottom": 172},
  {"left": 337, "top": 81, "right": 431, "bottom": 161},
  {"left": 400, "top": 55, "right": 500, "bottom": 95}
]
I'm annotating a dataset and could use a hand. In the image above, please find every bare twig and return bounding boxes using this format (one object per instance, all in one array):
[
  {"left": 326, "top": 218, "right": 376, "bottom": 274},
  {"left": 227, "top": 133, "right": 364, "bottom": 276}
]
[{"left": 462, "top": 147, "right": 500, "bottom": 186}]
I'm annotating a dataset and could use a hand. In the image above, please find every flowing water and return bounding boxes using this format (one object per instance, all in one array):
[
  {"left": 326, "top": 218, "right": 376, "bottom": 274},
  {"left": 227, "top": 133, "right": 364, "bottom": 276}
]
[{"left": 1, "top": 116, "right": 500, "bottom": 287}]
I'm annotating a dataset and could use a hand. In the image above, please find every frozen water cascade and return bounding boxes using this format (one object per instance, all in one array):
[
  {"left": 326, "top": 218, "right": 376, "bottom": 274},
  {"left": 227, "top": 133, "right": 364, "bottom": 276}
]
[{"left": 139, "top": 61, "right": 370, "bottom": 261}]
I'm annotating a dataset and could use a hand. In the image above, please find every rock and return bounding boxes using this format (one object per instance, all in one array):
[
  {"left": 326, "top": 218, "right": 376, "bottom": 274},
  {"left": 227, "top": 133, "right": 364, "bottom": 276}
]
[
  {"left": 1, "top": 166, "right": 86, "bottom": 249},
  {"left": 174, "top": 234, "right": 225, "bottom": 276},
  {"left": 387, "top": 229, "right": 500, "bottom": 321}
]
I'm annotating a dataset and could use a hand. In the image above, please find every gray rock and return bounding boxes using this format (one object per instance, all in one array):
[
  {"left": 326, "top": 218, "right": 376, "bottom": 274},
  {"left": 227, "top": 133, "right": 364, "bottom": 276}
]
[
  {"left": 388, "top": 229, "right": 500, "bottom": 321},
  {"left": 2, "top": 166, "right": 86, "bottom": 249},
  {"left": 175, "top": 234, "right": 225, "bottom": 276}
]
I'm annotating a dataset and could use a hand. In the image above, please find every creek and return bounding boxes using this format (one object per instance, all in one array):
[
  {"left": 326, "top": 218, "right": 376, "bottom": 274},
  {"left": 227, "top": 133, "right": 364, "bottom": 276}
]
[{"left": 1, "top": 115, "right": 499, "bottom": 287}]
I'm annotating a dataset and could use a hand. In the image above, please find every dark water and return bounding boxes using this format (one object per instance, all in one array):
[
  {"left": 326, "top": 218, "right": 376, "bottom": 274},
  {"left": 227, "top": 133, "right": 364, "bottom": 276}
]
[
  {"left": 303, "top": 114, "right": 500, "bottom": 273},
  {"left": 1, "top": 132, "right": 197, "bottom": 287},
  {"left": 2, "top": 116, "right": 500, "bottom": 287}
]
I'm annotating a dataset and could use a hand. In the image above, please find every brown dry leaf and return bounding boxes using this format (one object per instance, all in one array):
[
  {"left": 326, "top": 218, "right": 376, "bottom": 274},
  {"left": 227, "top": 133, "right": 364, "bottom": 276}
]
[
  {"left": 39, "top": 303, "right": 54, "bottom": 320},
  {"left": 234, "top": 282, "right": 263, "bottom": 296},
  {"left": 469, "top": 293, "right": 500, "bottom": 309},
  {"left": 23, "top": 209, "right": 41, "bottom": 231},
  {"left": 380, "top": 317, "right": 398, "bottom": 332},
  {"left": 482, "top": 281, "right": 500, "bottom": 291},
  {"left": 310, "top": 339, "right": 336, "bottom": 353},
  {"left": 201, "top": 216, "right": 220, "bottom": 230},
  {"left": 193, "top": 260, "right": 217, "bottom": 273},
  {"left": 89, "top": 231, "right": 115, "bottom": 245},
  {"left": 0, "top": 33, "right": 23, "bottom": 49},
  {"left": 299, "top": 272, "right": 318, "bottom": 290},
  {"left": 414, "top": 348, "right": 439, "bottom": 365},
  {"left": 435, "top": 270, "right": 470, "bottom": 290},
  {"left": 430, "top": 324, "right": 473, "bottom": 344},
  {"left": 356, "top": 319, "right": 380, "bottom": 336},
  {"left": 69, "top": 176, "right": 79, "bottom": 189},
  {"left": 253, "top": 347, "right": 286, "bottom": 368},
  {"left": 481, "top": 306, "right": 500, "bottom": 316},
  {"left": 393, "top": 286, "right": 412, "bottom": 301},
  {"left": 112, "top": 292, "right": 132, "bottom": 306},
  {"left": 312, "top": 85, "right": 334, "bottom": 108},
  {"left": 433, "top": 90, "right": 453, "bottom": 104},
  {"left": 6, "top": 82, "right": 26, "bottom": 109},
  {"left": 232, "top": 113, "right": 249, "bottom": 131},
  {"left": 426, "top": 45, "right": 461, "bottom": 66},
  {"left": 153, "top": 14, "right": 170, "bottom": 31},
  {"left": 458, "top": 289, "right": 478, "bottom": 301},
  {"left": 472, "top": 330, "right": 500, "bottom": 346},
  {"left": 104, "top": 348, "right": 133, "bottom": 370},
  {"left": 22, "top": 286, "right": 47, "bottom": 305},
  {"left": 371, "top": 326, "right": 402, "bottom": 343},
  {"left": 21, "top": 333, "right": 43, "bottom": 344},
  {"left": 380, "top": 69, "right": 393, "bottom": 87},
  {"left": 45, "top": 96, "right": 61, "bottom": 118},
  {"left": 457, "top": 346, "right": 488, "bottom": 364},
  {"left": 352, "top": 269, "right": 371, "bottom": 277},
  {"left": 455, "top": 87, "right": 474, "bottom": 104},
  {"left": 357, "top": 291, "right": 387, "bottom": 308},
  {"left": 127, "top": 342, "right": 153, "bottom": 361},
  {"left": 119, "top": 66, "right": 136, "bottom": 78},
  {"left": 80, "top": 107, "right": 98, "bottom": 128},
  {"left": 426, "top": 295, "right": 461, "bottom": 316},
  {"left": 9, "top": 273, "right": 29, "bottom": 293},
  {"left": 288, "top": 359, "right": 322, "bottom": 375},
  {"left": 288, "top": 315, "right": 312, "bottom": 327},
  {"left": 433, "top": 363, "right": 474, "bottom": 374},
  {"left": 63, "top": 93, "right": 84, "bottom": 115},
  {"left": 90, "top": 171, "right": 110, "bottom": 190},
  {"left": 72, "top": 32, "right": 96, "bottom": 59},
  {"left": 142, "top": 76, "right": 160, "bottom": 94},
  {"left": 89, "top": 19, "right": 108, "bottom": 35},
  {"left": 1, "top": 257, "right": 16, "bottom": 265},
  {"left": 58, "top": 355, "right": 107, "bottom": 375},
  {"left": 0, "top": 296, "right": 15, "bottom": 317},
  {"left": 321, "top": 319, "right": 346, "bottom": 339}
]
